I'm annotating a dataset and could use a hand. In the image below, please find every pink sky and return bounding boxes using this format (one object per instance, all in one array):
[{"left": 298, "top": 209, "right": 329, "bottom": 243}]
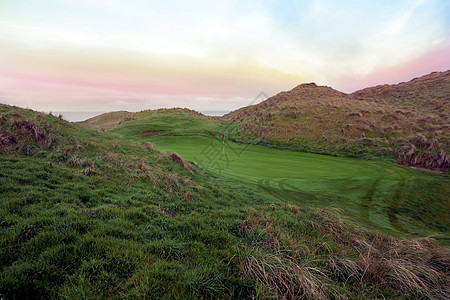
[
  {"left": 1, "top": 1, "right": 449, "bottom": 120},
  {"left": 333, "top": 42, "right": 450, "bottom": 92}
]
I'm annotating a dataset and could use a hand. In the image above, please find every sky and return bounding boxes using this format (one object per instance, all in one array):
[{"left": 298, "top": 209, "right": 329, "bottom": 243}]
[{"left": 1, "top": 0, "right": 450, "bottom": 120}]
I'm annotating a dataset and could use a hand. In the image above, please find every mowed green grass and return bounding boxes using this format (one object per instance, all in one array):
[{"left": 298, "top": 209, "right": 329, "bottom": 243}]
[
  {"left": 2, "top": 105, "right": 449, "bottom": 299},
  {"left": 111, "top": 112, "right": 449, "bottom": 241}
]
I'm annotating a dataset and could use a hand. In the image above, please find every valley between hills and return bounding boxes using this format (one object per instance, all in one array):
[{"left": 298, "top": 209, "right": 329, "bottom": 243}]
[{"left": 1, "top": 71, "right": 449, "bottom": 299}]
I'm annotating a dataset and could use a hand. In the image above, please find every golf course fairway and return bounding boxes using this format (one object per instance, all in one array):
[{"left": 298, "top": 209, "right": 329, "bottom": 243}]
[{"left": 110, "top": 112, "right": 449, "bottom": 242}]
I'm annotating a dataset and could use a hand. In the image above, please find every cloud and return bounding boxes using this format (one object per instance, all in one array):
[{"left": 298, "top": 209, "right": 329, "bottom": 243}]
[
  {"left": 331, "top": 42, "right": 450, "bottom": 92},
  {"left": 389, "top": 0, "right": 426, "bottom": 33},
  {"left": 0, "top": 0, "right": 449, "bottom": 112}
]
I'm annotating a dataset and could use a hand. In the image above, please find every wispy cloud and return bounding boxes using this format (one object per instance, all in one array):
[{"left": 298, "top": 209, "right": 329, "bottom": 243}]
[{"left": 0, "top": 0, "right": 449, "bottom": 112}]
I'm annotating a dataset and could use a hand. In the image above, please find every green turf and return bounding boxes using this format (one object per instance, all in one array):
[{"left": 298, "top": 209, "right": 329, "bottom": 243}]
[
  {"left": 2, "top": 105, "right": 449, "bottom": 299},
  {"left": 111, "top": 112, "right": 450, "bottom": 240}
]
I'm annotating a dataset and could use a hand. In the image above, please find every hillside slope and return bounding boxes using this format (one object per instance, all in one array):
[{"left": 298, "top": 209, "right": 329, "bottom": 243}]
[
  {"left": 110, "top": 109, "right": 450, "bottom": 237},
  {"left": 78, "top": 108, "right": 209, "bottom": 131},
  {"left": 76, "top": 110, "right": 135, "bottom": 131},
  {"left": 353, "top": 70, "right": 450, "bottom": 109},
  {"left": 224, "top": 71, "right": 450, "bottom": 171},
  {"left": 2, "top": 104, "right": 450, "bottom": 299}
]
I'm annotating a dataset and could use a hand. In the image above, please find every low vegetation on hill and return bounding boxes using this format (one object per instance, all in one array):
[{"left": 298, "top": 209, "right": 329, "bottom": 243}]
[
  {"left": 108, "top": 108, "right": 449, "bottom": 239},
  {"left": 79, "top": 108, "right": 209, "bottom": 132},
  {"left": 2, "top": 103, "right": 449, "bottom": 299},
  {"left": 224, "top": 71, "right": 450, "bottom": 172}
]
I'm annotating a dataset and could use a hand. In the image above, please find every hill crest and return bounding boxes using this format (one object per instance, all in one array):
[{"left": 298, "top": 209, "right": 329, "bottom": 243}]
[
  {"left": 79, "top": 107, "right": 208, "bottom": 131},
  {"left": 225, "top": 70, "right": 450, "bottom": 171},
  {"left": 78, "top": 70, "right": 449, "bottom": 171}
]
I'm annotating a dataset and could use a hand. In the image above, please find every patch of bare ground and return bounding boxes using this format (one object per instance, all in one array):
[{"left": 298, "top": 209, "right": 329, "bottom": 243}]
[{"left": 135, "top": 130, "right": 170, "bottom": 137}]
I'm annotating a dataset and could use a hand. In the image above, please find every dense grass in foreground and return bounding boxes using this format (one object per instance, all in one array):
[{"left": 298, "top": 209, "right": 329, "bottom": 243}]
[
  {"left": 0, "top": 156, "right": 272, "bottom": 298},
  {"left": 111, "top": 110, "right": 450, "bottom": 241},
  {"left": 2, "top": 157, "right": 449, "bottom": 299},
  {"left": 1, "top": 105, "right": 449, "bottom": 299}
]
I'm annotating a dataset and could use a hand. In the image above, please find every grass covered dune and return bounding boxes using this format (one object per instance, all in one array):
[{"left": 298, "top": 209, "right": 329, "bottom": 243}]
[
  {"left": 1, "top": 104, "right": 449, "bottom": 299},
  {"left": 111, "top": 109, "right": 449, "bottom": 240}
]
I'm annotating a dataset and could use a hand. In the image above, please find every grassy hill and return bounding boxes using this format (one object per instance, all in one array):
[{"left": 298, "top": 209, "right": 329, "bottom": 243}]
[
  {"left": 353, "top": 71, "right": 450, "bottom": 109},
  {"left": 110, "top": 109, "right": 449, "bottom": 238},
  {"left": 76, "top": 111, "right": 136, "bottom": 131},
  {"left": 78, "top": 108, "right": 211, "bottom": 132},
  {"left": 224, "top": 71, "right": 450, "bottom": 171},
  {"left": 2, "top": 103, "right": 450, "bottom": 299}
]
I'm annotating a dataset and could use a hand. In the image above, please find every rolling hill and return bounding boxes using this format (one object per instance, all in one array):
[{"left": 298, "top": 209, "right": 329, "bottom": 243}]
[
  {"left": 107, "top": 108, "right": 449, "bottom": 236},
  {"left": 2, "top": 103, "right": 450, "bottom": 299},
  {"left": 78, "top": 108, "right": 208, "bottom": 132},
  {"left": 224, "top": 71, "right": 450, "bottom": 171}
]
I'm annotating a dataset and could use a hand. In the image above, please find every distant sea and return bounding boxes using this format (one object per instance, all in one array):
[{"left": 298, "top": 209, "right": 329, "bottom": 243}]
[
  {"left": 199, "top": 110, "right": 230, "bottom": 117},
  {"left": 52, "top": 112, "right": 105, "bottom": 122},
  {"left": 55, "top": 110, "right": 231, "bottom": 122}
]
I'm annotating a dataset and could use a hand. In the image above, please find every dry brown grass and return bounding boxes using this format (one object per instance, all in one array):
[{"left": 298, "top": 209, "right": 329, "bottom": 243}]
[
  {"left": 137, "top": 161, "right": 150, "bottom": 172},
  {"left": 79, "top": 107, "right": 210, "bottom": 131},
  {"left": 164, "top": 172, "right": 180, "bottom": 190},
  {"left": 141, "top": 141, "right": 154, "bottom": 151},
  {"left": 183, "top": 189, "right": 191, "bottom": 202},
  {"left": 225, "top": 71, "right": 450, "bottom": 171},
  {"left": 12, "top": 120, "right": 56, "bottom": 147},
  {"left": 103, "top": 152, "right": 121, "bottom": 164},
  {"left": 238, "top": 208, "right": 328, "bottom": 299},
  {"left": 320, "top": 211, "right": 450, "bottom": 299},
  {"left": 168, "top": 152, "right": 192, "bottom": 173},
  {"left": 241, "top": 249, "right": 327, "bottom": 299},
  {"left": 77, "top": 111, "right": 135, "bottom": 131},
  {"left": 238, "top": 205, "right": 450, "bottom": 299},
  {"left": 0, "top": 110, "right": 60, "bottom": 156},
  {"left": 67, "top": 156, "right": 84, "bottom": 168},
  {"left": 155, "top": 204, "right": 178, "bottom": 219}
]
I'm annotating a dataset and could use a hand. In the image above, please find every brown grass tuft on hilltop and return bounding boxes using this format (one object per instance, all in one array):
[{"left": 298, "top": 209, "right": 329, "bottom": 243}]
[
  {"left": 225, "top": 71, "right": 450, "bottom": 171},
  {"left": 78, "top": 107, "right": 208, "bottom": 131}
]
